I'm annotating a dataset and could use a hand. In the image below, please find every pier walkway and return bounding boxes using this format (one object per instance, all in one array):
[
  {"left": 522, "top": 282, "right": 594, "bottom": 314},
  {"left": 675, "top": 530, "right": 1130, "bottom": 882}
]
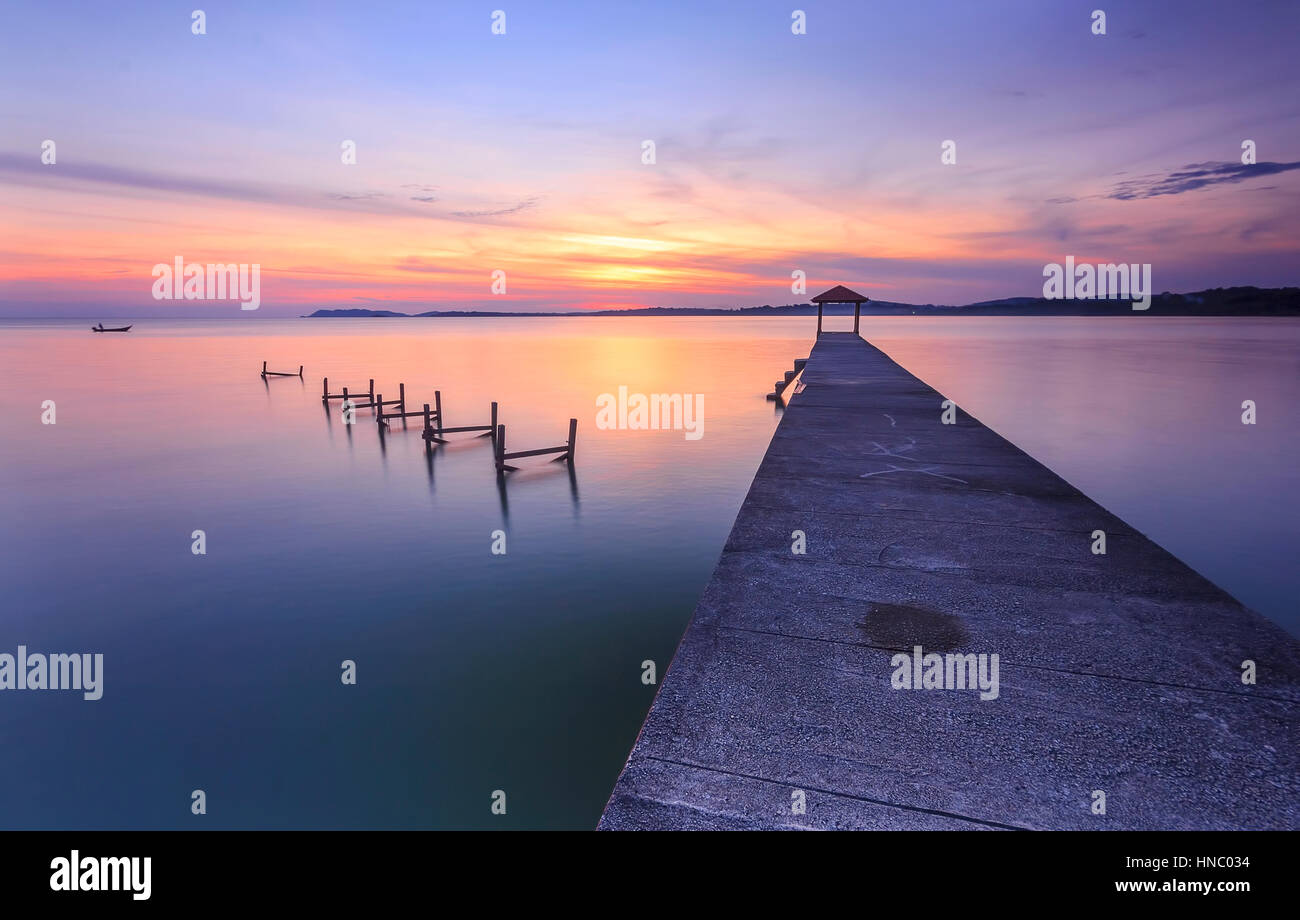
[{"left": 599, "top": 333, "right": 1300, "bottom": 830}]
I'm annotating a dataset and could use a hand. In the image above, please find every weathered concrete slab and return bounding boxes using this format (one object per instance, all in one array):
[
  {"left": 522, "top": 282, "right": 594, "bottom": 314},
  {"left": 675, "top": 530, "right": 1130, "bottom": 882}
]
[{"left": 601, "top": 333, "right": 1300, "bottom": 830}]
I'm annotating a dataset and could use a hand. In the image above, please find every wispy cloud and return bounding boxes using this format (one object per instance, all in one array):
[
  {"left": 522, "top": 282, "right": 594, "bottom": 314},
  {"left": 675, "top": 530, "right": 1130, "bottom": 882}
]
[
  {"left": 403, "top": 183, "right": 439, "bottom": 201},
  {"left": 402, "top": 184, "right": 438, "bottom": 202},
  {"left": 450, "top": 197, "right": 539, "bottom": 219},
  {"left": 0, "top": 153, "right": 461, "bottom": 218},
  {"left": 0, "top": 152, "right": 284, "bottom": 204},
  {"left": 1108, "top": 161, "right": 1300, "bottom": 200}
]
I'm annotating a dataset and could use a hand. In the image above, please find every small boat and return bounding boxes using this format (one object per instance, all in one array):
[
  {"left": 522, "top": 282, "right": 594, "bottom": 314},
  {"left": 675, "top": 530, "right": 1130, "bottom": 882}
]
[{"left": 91, "top": 324, "right": 132, "bottom": 332}]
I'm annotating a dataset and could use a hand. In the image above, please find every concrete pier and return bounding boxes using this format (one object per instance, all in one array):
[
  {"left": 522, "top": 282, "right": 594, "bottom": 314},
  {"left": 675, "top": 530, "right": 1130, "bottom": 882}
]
[{"left": 600, "top": 333, "right": 1300, "bottom": 830}]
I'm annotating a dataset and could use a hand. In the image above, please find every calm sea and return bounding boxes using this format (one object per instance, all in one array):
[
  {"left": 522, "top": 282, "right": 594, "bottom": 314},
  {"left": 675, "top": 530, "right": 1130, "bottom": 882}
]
[{"left": 1, "top": 315, "right": 1296, "bottom": 829}]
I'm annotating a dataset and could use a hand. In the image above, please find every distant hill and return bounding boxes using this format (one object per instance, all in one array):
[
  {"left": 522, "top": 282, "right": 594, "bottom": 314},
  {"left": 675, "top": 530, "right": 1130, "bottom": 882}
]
[
  {"left": 306, "top": 286, "right": 1300, "bottom": 318},
  {"left": 307, "top": 307, "right": 409, "bottom": 317}
]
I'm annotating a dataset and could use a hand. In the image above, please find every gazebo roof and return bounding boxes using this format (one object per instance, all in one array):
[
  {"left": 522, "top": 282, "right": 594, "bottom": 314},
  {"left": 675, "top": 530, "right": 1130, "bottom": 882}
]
[{"left": 810, "top": 284, "right": 870, "bottom": 304}]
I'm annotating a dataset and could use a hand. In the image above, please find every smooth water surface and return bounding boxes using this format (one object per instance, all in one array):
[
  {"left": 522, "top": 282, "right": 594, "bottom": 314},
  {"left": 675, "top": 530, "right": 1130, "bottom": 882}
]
[{"left": 1, "top": 316, "right": 1295, "bottom": 829}]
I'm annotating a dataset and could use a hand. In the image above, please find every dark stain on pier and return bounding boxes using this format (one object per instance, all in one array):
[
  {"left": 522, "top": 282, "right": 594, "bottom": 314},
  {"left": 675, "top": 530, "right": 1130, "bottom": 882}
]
[{"left": 860, "top": 602, "right": 969, "bottom": 652}]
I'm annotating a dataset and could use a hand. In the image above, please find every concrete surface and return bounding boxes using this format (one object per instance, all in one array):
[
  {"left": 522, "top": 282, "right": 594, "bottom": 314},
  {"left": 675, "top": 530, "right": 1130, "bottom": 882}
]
[{"left": 599, "top": 333, "right": 1300, "bottom": 830}]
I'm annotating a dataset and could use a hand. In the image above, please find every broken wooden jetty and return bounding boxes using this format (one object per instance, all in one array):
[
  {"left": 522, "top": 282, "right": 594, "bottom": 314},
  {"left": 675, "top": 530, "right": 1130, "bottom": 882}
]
[
  {"left": 600, "top": 330, "right": 1300, "bottom": 830},
  {"left": 318, "top": 373, "right": 503, "bottom": 453},
  {"left": 261, "top": 361, "right": 303, "bottom": 378},
  {"left": 495, "top": 419, "right": 577, "bottom": 473},
  {"left": 421, "top": 396, "right": 498, "bottom": 445},
  {"left": 349, "top": 383, "right": 406, "bottom": 416},
  {"left": 377, "top": 388, "right": 435, "bottom": 429},
  {"left": 322, "top": 377, "right": 374, "bottom": 404}
]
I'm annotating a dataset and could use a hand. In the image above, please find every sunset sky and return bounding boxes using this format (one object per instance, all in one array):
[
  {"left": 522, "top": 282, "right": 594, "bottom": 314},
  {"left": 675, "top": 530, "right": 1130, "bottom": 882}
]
[{"left": 2, "top": 0, "right": 1298, "bottom": 315}]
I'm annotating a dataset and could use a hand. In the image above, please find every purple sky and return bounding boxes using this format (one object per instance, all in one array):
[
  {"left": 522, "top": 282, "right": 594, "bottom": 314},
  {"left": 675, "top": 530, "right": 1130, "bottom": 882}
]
[{"left": 2, "top": 0, "right": 1298, "bottom": 315}]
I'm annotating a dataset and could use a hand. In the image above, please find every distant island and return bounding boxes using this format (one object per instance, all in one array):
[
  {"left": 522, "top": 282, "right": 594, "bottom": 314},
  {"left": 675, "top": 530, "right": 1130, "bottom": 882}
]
[{"left": 305, "top": 286, "right": 1300, "bottom": 318}]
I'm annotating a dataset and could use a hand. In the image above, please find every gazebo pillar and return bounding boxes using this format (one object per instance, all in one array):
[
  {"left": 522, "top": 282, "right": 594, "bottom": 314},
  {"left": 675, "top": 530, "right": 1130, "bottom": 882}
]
[{"left": 810, "top": 284, "right": 869, "bottom": 340}]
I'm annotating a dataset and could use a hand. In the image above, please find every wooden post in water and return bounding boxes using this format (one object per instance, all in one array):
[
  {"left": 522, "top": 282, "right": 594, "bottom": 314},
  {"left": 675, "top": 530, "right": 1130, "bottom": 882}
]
[
  {"left": 298, "top": 365, "right": 304, "bottom": 378},
  {"left": 261, "top": 361, "right": 267, "bottom": 377},
  {"left": 494, "top": 419, "right": 571, "bottom": 471},
  {"left": 398, "top": 382, "right": 406, "bottom": 414},
  {"left": 423, "top": 403, "right": 431, "bottom": 432},
  {"left": 489, "top": 401, "right": 498, "bottom": 439},
  {"left": 434, "top": 391, "right": 443, "bottom": 437},
  {"left": 375, "top": 394, "right": 384, "bottom": 426},
  {"left": 323, "top": 377, "right": 329, "bottom": 401}
]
